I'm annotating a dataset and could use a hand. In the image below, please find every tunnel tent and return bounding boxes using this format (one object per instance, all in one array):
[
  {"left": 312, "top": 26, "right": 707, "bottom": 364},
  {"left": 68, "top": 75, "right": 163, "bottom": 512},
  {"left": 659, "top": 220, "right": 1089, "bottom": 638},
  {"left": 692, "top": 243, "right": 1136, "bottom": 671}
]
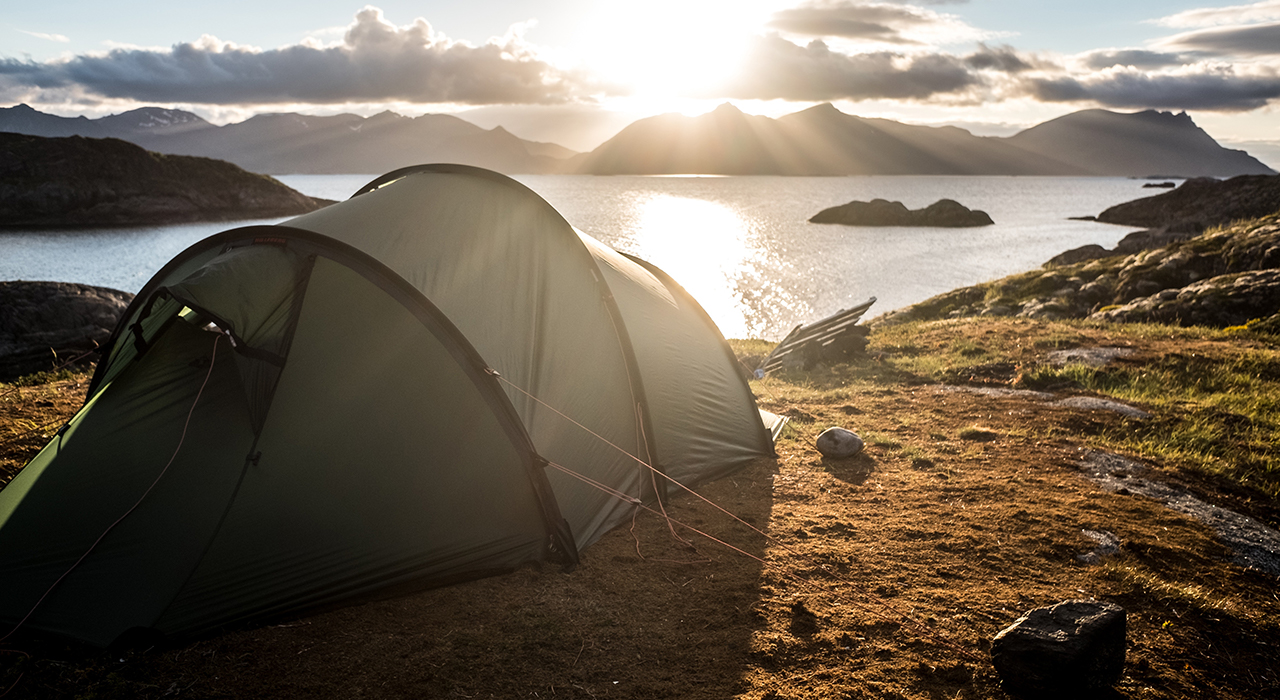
[{"left": 0, "top": 164, "right": 781, "bottom": 648}]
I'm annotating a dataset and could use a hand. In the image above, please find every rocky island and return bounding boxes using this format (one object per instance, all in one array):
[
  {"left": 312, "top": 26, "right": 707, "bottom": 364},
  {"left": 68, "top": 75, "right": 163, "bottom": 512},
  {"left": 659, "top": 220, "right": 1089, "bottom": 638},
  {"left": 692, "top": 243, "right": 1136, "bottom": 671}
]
[
  {"left": 810, "top": 198, "right": 993, "bottom": 227},
  {"left": 0, "top": 132, "right": 333, "bottom": 227}
]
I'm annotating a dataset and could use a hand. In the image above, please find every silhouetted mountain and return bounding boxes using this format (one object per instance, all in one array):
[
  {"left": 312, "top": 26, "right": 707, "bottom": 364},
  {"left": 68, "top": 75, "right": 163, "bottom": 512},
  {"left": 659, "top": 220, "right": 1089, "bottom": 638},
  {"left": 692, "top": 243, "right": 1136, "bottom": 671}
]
[
  {"left": 573, "top": 103, "right": 1275, "bottom": 177},
  {"left": 1005, "top": 109, "right": 1270, "bottom": 178},
  {"left": 0, "top": 104, "right": 575, "bottom": 175},
  {"left": 4, "top": 102, "right": 1272, "bottom": 177}
]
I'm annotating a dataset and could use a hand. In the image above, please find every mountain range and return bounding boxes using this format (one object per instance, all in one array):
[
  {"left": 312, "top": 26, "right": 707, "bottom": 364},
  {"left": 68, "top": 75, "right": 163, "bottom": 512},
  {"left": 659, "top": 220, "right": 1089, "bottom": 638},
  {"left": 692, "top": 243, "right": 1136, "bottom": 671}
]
[
  {"left": 1, "top": 102, "right": 1272, "bottom": 178},
  {"left": 571, "top": 103, "right": 1274, "bottom": 177},
  {"left": 0, "top": 104, "right": 566, "bottom": 175}
]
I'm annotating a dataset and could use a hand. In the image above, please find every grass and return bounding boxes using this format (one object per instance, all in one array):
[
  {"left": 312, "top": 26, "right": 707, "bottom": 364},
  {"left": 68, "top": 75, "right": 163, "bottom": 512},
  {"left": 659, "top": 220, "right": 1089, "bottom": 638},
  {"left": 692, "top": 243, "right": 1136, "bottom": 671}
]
[{"left": 735, "top": 316, "right": 1280, "bottom": 507}]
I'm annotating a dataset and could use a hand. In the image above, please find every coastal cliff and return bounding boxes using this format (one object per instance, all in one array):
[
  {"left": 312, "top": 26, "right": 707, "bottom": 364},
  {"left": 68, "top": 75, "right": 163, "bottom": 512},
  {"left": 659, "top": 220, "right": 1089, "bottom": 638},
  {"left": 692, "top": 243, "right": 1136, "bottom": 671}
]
[{"left": 0, "top": 132, "right": 332, "bottom": 227}]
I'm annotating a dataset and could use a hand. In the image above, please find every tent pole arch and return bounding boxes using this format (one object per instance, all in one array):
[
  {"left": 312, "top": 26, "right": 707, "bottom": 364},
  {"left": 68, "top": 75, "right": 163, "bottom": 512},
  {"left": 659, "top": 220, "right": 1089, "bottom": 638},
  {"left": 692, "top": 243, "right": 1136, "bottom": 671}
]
[{"left": 351, "top": 164, "right": 670, "bottom": 500}]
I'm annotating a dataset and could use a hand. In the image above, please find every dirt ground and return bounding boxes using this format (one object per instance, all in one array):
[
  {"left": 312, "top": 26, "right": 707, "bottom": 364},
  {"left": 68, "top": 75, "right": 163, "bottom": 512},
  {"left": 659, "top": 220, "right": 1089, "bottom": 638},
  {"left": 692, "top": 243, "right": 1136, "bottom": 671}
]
[{"left": 1, "top": 342, "right": 1279, "bottom": 699}]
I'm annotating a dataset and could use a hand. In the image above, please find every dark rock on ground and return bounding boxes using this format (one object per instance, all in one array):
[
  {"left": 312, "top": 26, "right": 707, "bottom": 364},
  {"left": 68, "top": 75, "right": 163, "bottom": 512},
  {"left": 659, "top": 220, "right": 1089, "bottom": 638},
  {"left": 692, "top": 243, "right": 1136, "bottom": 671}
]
[
  {"left": 991, "top": 600, "right": 1126, "bottom": 698},
  {"left": 0, "top": 281, "right": 132, "bottom": 380},
  {"left": 1097, "top": 174, "right": 1280, "bottom": 232},
  {"left": 0, "top": 132, "right": 334, "bottom": 227},
  {"left": 810, "top": 198, "right": 993, "bottom": 227}
]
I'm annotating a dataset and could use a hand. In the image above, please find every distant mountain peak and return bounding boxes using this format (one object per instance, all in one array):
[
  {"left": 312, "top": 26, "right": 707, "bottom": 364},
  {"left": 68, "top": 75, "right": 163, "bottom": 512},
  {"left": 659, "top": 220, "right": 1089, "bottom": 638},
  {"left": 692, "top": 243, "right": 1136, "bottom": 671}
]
[
  {"left": 805, "top": 102, "right": 843, "bottom": 115},
  {"left": 109, "top": 106, "right": 207, "bottom": 129}
]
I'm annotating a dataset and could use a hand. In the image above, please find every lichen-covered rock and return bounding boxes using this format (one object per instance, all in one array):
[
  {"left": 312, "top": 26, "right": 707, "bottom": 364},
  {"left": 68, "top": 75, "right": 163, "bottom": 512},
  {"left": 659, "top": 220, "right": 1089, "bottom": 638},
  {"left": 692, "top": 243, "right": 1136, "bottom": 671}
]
[
  {"left": 1090, "top": 268, "right": 1280, "bottom": 327},
  {"left": 0, "top": 280, "right": 132, "bottom": 380}
]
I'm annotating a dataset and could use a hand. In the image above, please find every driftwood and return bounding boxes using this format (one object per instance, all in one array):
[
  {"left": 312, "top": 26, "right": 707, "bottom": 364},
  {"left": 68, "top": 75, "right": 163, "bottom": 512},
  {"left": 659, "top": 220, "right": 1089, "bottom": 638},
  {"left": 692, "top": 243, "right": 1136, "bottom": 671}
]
[{"left": 758, "top": 297, "right": 875, "bottom": 375}]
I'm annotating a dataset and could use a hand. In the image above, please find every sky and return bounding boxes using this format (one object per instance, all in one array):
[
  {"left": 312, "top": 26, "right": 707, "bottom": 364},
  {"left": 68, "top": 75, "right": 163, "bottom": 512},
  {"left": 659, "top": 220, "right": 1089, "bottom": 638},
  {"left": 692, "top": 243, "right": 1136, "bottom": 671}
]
[{"left": 3, "top": 0, "right": 1279, "bottom": 157}]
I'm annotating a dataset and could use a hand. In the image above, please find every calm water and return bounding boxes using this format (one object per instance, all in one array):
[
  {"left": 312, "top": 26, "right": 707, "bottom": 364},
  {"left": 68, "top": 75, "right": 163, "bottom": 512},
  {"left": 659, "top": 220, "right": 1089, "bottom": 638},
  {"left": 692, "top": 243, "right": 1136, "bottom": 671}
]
[{"left": 0, "top": 174, "right": 1149, "bottom": 339}]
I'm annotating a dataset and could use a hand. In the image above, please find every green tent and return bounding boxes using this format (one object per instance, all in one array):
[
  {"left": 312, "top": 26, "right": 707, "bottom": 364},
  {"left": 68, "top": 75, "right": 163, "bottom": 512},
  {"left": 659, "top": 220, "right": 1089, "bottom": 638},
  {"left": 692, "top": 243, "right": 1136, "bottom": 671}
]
[{"left": 0, "top": 165, "right": 781, "bottom": 647}]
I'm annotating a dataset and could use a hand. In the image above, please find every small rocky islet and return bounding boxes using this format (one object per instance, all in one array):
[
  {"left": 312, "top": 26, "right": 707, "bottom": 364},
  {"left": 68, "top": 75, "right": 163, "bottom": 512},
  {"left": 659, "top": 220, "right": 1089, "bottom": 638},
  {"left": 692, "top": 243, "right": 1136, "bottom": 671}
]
[{"left": 809, "top": 197, "right": 994, "bottom": 227}]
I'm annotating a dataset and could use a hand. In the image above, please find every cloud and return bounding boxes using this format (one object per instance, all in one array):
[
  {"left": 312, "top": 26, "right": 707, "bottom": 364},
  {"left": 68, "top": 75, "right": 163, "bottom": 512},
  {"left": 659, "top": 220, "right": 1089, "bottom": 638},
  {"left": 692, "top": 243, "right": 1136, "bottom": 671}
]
[
  {"left": 1023, "top": 68, "right": 1280, "bottom": 111},
  {"left": 1154, "top": 0, "right": 1280, "bottom": 28},
  {"left": 766, "top": 1, "right": 991, "bottom": 46},
  {"left": 963, "top": 44, "right": 1032, "bottom": 72},
  {"left": 1080, "top": 49, "right": 1188, "bottom": 70},
  {"left": 721, "top": 33, "right": 979, "bottom": 100},
  {"left": 0, "top": 7, "right": 609, "bottom": 106},
  {"left": 18, "top": 30, "right": 70, "bottom": 43},
  {"left": 768, "top": 2, "right": 937, "bottom": 43},
  {"left": 1158, "top": 22, "right": 1280, "bottom": 56}
]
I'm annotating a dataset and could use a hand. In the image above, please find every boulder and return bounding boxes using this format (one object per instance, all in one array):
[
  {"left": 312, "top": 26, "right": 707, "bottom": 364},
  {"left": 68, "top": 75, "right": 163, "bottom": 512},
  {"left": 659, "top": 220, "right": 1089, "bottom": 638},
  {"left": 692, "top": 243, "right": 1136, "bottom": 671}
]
[
  {"left": 991, "top": 600, "right": 1127, "bottom": 698},
  {"left": 1112, "top": 227, "right": 1197, "bottom": 255},
  {"left": 1046, "top": 244, "right": 1112, "bottom": 266},
  {"left": 0, "top": 280, "right": 133, "bottom": 380},
  {"left": 815, "top": 427, "right": 864, "bottom": 459},
  {"left": 810, "top": 198, "right": 993, "bottom": 227}
]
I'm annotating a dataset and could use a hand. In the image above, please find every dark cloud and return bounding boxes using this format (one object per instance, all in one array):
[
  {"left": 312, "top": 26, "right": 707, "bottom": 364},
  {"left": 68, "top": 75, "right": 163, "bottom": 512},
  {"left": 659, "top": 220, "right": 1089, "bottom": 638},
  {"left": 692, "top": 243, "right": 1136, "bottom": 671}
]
[
  {"left": 0, "top": 7, "right": 608, "bottom": 106},
  {"left": 767, "top": 2, "right": 939, "bottom": 42},
  {"left": 721, "top": 34, "right": 978, "bottom": 101},
  {"left": 1081, "top": 49, "right": 1187, "bottom": 70},
  {"left": 1162, "top": 22, "right": 1280, "bottom": 56},
  {"left": 1025, "top": 71, "right": 1280, "bottom": 111},
  {"left": 963, "top": 44, "right": 1032, "bottom": 72}
]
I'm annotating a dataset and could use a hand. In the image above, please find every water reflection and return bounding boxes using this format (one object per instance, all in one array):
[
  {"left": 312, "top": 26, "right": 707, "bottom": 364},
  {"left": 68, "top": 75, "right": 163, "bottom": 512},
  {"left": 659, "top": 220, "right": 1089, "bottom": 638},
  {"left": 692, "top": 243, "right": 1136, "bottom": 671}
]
[{"left": 622, "top": 194, "right": 795, "bottom": 339}]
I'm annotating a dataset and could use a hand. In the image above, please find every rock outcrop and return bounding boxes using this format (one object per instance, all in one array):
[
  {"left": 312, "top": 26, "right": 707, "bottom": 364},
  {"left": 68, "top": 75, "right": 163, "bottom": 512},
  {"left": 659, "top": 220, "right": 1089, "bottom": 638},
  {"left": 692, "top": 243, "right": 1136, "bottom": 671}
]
[
  {"left": 1097, "top": 174, "right": 1280, "bottom": 232},
  {"left": 0, "top": 281, "right": 133, "bottom": 380},
  {"left": 874, "top": 213, "right": 1280, "bottom": 328},
  {"left": 0, "top": 132, "right": 333, "bottom": 227},
  {"left": 810, "top": 198, "right": 993, "bottom": 227}
]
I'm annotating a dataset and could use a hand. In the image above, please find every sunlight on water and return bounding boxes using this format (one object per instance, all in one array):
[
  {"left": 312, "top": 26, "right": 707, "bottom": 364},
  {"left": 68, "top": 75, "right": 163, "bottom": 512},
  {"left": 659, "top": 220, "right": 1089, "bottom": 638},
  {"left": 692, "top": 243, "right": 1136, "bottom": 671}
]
[{"left": 625, "top": 195, "right": 763, "bottom": 339}]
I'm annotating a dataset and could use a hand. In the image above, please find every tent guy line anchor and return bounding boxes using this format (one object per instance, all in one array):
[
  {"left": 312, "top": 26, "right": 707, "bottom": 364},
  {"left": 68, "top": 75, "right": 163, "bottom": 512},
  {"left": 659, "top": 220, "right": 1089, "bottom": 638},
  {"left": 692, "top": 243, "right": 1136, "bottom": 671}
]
[{"left": 497, "top": 374, "right": 984, "bottom": 664}]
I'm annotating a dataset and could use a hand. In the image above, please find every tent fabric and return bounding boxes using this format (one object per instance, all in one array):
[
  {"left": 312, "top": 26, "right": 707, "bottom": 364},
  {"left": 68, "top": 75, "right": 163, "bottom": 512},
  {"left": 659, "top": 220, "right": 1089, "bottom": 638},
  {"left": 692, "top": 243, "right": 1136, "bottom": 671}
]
[{"left": 0, "top": 164, "right": 776, "bottom": 647}]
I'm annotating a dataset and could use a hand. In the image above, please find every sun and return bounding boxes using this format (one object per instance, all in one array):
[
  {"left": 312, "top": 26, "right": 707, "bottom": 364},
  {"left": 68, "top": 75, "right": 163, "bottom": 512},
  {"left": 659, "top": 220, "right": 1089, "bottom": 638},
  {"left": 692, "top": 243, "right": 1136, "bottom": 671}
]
[{"left": 577, "top": 0, "right": 779, "bottom": 102}]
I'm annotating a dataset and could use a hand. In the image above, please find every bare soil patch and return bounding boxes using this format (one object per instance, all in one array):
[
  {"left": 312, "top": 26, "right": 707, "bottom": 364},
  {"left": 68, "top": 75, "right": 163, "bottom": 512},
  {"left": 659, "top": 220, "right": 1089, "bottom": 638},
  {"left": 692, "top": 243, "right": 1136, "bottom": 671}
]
[{"left": 2, "top": 343, "right": 1278, "bottom": 699}]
